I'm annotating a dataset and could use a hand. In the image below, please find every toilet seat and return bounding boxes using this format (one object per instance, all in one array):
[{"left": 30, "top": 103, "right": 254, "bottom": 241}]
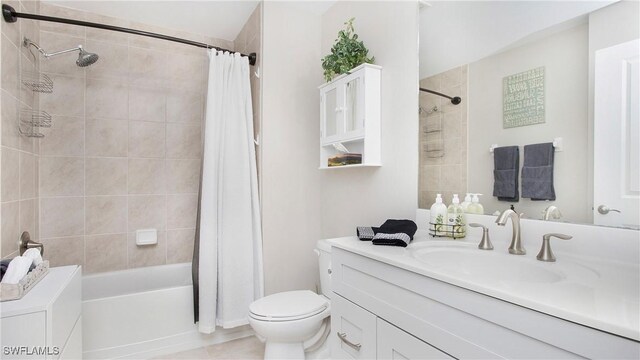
[{"left": 249, "top": 290, "right": 328, "bottom": 322}]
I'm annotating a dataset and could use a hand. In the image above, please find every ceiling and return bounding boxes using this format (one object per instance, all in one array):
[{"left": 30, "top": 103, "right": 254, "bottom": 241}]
[
  {"left": 419, "top": 0, "right": 616, "bottom": 78},
  {"left": 41, "top": 0, "right": 261, "bottom": 41}
]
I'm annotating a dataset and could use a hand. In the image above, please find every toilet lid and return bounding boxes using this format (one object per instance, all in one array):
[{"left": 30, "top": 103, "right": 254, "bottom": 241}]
[{"left": 249, "top": 290, "right": 328, "bottom": 320}]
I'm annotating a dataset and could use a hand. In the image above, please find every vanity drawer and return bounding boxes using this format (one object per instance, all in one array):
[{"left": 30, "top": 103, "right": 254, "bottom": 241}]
[
  {"left": 331, "top": 293, "right": 377, "bottom": 359},
  {"left": 377, "top": 318, "right": 453, "bottom": 360}
]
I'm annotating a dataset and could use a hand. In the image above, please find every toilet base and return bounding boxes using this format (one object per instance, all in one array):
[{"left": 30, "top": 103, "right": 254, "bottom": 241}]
[{"left": 265, "top": 341, "right": 305, "bottom": 359}]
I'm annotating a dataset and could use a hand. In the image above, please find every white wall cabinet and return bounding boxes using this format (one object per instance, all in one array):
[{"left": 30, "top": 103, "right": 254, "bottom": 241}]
[
  {"left": 319, "top": 63, "right": 381, "bottom": 169},
  {"left": 1, "top": 266, "right": 82, "bottom": 359}
]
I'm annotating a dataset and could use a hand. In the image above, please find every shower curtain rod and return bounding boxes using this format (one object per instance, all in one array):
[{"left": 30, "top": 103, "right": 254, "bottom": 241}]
[
  {"left": 420, "top": 87, "right": 462, "bottom": 105},
  {"left": 1, "top": 4, "right": 257, "bottom": 66}
]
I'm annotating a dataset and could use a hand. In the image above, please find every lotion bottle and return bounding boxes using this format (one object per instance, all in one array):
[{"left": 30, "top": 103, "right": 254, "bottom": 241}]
[
  {"left": 467, "top": 194, "right": 485, "bottom": 214},
  {"left": 460, "top": 193, "right": 472, "bottom": 213},
  {"left": 447, "top": 194, "right": 466, "bottom": 238},
  {"left": 429, "top": 194, "right": 448, "bottom": 237}
]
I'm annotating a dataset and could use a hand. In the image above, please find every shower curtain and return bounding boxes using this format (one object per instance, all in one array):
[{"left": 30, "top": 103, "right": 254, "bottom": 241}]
[{"left": 193, "top": 50, "right": 263, "bottom": 334}]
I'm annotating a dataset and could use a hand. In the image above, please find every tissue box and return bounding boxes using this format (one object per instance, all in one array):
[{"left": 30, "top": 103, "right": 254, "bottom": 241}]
[{"left": 328, "top": 153, "right": 362, "bottom": 167}]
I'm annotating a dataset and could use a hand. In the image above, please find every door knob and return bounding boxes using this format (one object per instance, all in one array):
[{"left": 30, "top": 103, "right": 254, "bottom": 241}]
[{"left": 597, "top": 205, "right": 621, "bottom": 215}]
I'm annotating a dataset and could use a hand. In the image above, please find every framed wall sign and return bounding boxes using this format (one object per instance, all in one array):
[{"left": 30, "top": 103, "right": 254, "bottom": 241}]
[{"left": 503, "top": 67, "right": 545, "bottom": 128}]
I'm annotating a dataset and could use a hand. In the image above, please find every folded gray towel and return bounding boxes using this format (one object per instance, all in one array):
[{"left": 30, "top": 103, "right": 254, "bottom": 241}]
[
  {"left": 493, "top": 146, "right": 519, "bottom": 201},
  {"left": 522, "top": 142, "right": 555, "bottom": 201}
]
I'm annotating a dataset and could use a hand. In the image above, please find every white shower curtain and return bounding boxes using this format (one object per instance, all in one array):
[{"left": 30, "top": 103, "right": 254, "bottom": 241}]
[{"left": 197, "top": 50, "right": 263, "bottom": 334}]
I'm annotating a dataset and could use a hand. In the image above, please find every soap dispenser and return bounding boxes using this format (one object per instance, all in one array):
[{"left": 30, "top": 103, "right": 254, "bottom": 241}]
[
  {"left": 429, "top": 194, "right": 448, "bottom": 237},
  {"left": 460, "top": 193, "right": 472, "bottom": 212},
  {"left": 447, "top": 194, "right": 466, "bottom": 239},
  {"left": 467, "top": 194, "right": 485, "bottom": 215}
]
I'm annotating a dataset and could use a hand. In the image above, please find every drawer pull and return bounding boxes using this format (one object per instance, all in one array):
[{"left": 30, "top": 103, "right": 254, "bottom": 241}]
[{"left": 337, "top": 332, "right": 362, "bottom": 351}]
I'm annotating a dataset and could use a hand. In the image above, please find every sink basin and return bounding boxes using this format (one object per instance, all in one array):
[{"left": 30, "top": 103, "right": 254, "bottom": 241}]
[{"left": 411, "top": 242, "right": 565, "bottom": 284}]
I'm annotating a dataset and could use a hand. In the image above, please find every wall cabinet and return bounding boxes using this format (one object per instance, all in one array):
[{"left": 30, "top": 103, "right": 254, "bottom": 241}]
[
  {"left": 319, "top": 64, "right": 381, "bottom": 169},
  {"left": 1, "top": 266, "right": 82, "bottom": 359}
]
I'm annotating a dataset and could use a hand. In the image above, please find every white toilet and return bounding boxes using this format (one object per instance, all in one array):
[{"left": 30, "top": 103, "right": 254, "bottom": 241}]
[{"left": 249, "top": 239, "right": 332, "bottom": 359}]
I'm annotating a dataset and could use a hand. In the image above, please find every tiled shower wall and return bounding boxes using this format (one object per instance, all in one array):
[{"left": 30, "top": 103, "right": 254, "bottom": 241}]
[
  {"left": 418, "top": 65, "right": 468, "bottom": 209},
  {"left": 1, "top": 0, "right": 41, "bottom": 259},
  {"left": 34, "top": 3, "right": 233, "bottom": 273}
]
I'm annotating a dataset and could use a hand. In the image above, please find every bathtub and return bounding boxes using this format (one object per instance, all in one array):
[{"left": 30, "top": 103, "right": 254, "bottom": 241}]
[{"left": 82, "top": 263, "right": 254, "bottom": 359}]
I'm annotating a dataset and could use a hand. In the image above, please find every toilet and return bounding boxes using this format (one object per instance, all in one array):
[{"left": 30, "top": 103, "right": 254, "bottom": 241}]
[{"left": 249, "top": 239, "right": 332, "bottom": 359}]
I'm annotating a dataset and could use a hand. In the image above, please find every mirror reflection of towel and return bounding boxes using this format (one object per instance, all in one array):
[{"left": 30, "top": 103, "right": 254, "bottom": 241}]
[
  {"left": 522, "top": 142, "right": 555, "bottom": 201},
  {"left": 493, "top": 146, "right": 519, "bottom": 201}
]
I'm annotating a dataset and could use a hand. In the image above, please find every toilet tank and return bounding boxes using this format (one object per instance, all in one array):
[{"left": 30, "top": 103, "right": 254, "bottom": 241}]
[{"left": 316, "top": 239, "right": 332, "bottom": 299}]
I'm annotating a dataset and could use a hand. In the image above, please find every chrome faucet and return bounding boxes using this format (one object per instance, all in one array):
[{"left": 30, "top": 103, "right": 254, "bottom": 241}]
[
  {"left": 543, "top": 206, "right": 562, "bottom": 221},
  {"left": 495, "top": 209, "right": 525, "bottom": 255}
]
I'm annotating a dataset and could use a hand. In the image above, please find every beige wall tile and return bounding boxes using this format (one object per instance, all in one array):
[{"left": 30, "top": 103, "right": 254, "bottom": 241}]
[
  {"left": 167, "top": 194, "right": 197, "bottom": 230},
  {"left": 129, "top": 86, "right": 166, "bottom": 122},
  {"left": 40, "top": 116, "right": 84, "bottom": 156},
  {"left": 1, "top": 0, "right": 20, "bottom": 47},
  {"left": 167, "top": 229, "right": 194, "bottom": 264},
  {"left": 1, "top": 201, "right": 20, "bottom": 257},
  {"left": 85, "top": 119, "right": 128, "bottom": 157},
  {"left": 84, "top": 12, "right": 130, "bottom": 44},
  {"left": 40, "top": 197, "right": 84, "bottom": 238},
  {"left": 85, "top": 40, "right": 129, "bottom": 80},
  {"left": 166, "top": 159, "right": 200, "bottom": 194},
  {"left": 40, "top": 74, "right": 85, "bottom": 117},
  {"left": 19, "top": 53, "right": 38, "bottom": 109},
  {"left": 39, "top": 156, "right": 84, "bottom": 196},
  {"left": 166, "top": 53, "right": 206, "bottom": 81},
  {"left": 85, "top": 233, "right": 127, "bottom": 273},
  {"left": 19, "top": 199, "right": 36, "bottom": 238},
  {"left": 40, "top": 236, "right": 84, "bottom": 267},
  {"left": 85, "top": 157, "right": 127, "bottom": 195},
  {"left": 166, "top": 91, "right": 202, "bottom": 124},
  {"left": 128, "top": 121, "right": 165, "bottom": 158},
  {"left": 86, "top": 78, "right": 128, "bottom": 120},
  {"left": 128, "top": 47, "right": 165, "bottom": 88},
  {"left": 1, "top": 34, "right": 19, "bottom": 98},
  {"left": 19, "top": 151, "right": 36, "bottom": 199},
  {"left": 85, "top": 196, "right": 127, "bottom": 235},
  {"left": 128, "top": 158, "right": 165, "bottom": 194},
  {"left": 128, "top": 195, "right": 166, "bottom": 231},
  {"left": 127, "top": 231, "right": 166, "bottom": 268},
  {"left": 166, "top": 124, "right": 201, "bottom": 159},
  {"left": 1, "top": 91, "right": 20, "bottom": 149},
  {"left": 440, "top": 164, "right": 462, "bottom": 192},
  {"left": 1, "top": 146, "right": 20, "bottom": 202},
  {"left": 39, "top": 3, "right": 86, "bottom": 37}
]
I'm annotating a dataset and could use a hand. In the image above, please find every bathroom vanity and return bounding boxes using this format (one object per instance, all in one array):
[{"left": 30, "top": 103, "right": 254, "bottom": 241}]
[
  {"left": 328, "top": 212, "right": 640, "bottom": 359},
  {"left": 1, "top": 266, "right": 82, "bottom": 360}
]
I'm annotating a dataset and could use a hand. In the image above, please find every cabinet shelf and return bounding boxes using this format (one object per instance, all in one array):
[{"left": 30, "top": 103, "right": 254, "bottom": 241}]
[{"left": 319, "top": 63, "right": 381, "bottom": 169}]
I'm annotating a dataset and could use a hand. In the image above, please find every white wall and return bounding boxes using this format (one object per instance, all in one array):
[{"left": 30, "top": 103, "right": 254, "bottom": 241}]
[
  {"left": 587, "top": 0, "right": 640, "bottom": 222},
  {"left": 468, "top": 23, "right": 590, "bottom": 222},
  {"left": 261, "top": 2, "right": 323, "bottom": 295},
  {"left": 319, "top": 1, "right": 420, "bottom": 238}
]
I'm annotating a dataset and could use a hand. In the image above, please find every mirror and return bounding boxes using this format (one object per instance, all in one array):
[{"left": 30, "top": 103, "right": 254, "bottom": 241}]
[{"left": 418, "top": 1, "right": 639, "bottom": 229}]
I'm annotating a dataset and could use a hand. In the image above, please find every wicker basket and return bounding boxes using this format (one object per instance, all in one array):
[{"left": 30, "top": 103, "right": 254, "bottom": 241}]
[{"left": 0, "top": 260, "right": 50, "bottom": 302}]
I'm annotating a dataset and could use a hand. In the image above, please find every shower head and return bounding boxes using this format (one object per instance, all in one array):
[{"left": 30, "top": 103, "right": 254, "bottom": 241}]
[
  {"left": 23, "top": 37, "right": 99, "bottom": 67},
  {"left": 76, "top": 46, "right": 99, "bottom": 67}
]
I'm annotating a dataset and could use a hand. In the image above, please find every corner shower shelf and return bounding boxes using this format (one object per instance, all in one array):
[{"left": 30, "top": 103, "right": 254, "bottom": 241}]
[{"left": 318, "top": 63, "right": 382, "bottom": 169}]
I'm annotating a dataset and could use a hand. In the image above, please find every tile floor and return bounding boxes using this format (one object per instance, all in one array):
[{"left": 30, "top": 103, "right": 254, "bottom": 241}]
[{"left": 153, "top": 336, "right": 264, "bottom": 359}]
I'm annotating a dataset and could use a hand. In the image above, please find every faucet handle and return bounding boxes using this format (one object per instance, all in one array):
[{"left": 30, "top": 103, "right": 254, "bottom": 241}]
[
  {"left": 469, "top": 223, "right": 493, "bottom": 250},
  {"left": 537, "top": 233, "right": 572, "bottom": 262}
]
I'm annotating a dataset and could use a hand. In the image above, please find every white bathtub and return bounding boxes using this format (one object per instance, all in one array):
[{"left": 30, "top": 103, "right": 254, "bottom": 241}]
[{"left": 82, "top": 263, "right": 253, "bottom": 359}]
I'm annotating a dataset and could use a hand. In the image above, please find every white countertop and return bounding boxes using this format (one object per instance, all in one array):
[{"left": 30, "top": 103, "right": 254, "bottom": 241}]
[
  {"left": 328, "top": 231, "right": 640, "bottom": 342},
  {"left": 1, "top": 265, "right": 79, "bottom": 317}
]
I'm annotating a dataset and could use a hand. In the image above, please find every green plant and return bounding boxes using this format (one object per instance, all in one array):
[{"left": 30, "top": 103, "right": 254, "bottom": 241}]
[{"left": 321, "top": 18, "right": 375, "bottom": 82}]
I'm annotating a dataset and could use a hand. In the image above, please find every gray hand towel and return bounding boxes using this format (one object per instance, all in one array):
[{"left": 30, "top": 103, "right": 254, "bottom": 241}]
[
  {"left": 522, "top": 142, "right": 555, "bottom": 201},
  {"left": 493, "top": 146, "right": 519, "bottom": 201}
]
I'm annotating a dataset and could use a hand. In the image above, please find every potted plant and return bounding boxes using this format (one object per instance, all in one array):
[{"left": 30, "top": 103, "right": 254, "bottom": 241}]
[{"left": 321, "top": 18, "right": 375, "bottom": 82}]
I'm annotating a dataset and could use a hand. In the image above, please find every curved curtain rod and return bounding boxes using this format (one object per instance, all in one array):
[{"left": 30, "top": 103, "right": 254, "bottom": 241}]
[
  {"left": 2, "top": 4, "right": 257, "bottom": 66},
  {"left": 420, "top": 87, "right": 462, "bottom": 105}
]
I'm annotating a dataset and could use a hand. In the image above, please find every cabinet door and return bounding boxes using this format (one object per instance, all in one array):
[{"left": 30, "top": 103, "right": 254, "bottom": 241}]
[
  {"left": 377, "top": 318, "right": 453, "bottom": 360},
  {"left": 1, "top": 312, "right": 47, "bottom": 360},
  {"left": 321, "top": 84, "right": 344, "bottom": 143},
  {"left": 343, "top": 73, "right": 365, "bottom": 137},
  {"left": 331, "top": 293, "right": 377, "bottom": 359}
]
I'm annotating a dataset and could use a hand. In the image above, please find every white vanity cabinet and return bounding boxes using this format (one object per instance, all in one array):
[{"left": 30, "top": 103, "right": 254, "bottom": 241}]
[
  {"left": 319, "top": 63, "right": 381, "bottom": 169},
  {"left": 331, "top": 247, "right": 639, "bottom": 359},
  {"left": 1, "top": 266, "right": 82, "bottom": 359}
]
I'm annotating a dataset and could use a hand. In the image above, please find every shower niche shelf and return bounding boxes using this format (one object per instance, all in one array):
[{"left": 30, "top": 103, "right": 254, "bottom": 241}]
[{"left": 319, "top": 63, "right": 381, "bottom": 169}]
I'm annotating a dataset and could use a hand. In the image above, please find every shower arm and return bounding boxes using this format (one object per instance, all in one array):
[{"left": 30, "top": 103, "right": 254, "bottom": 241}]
[{"left": 23, "top": 37, "right": 81, "bottom": 59}]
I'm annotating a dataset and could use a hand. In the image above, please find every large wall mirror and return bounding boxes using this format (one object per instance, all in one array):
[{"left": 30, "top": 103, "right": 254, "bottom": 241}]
[{"left": 418, "top": 1, "right": 639, "bottom": 229}]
